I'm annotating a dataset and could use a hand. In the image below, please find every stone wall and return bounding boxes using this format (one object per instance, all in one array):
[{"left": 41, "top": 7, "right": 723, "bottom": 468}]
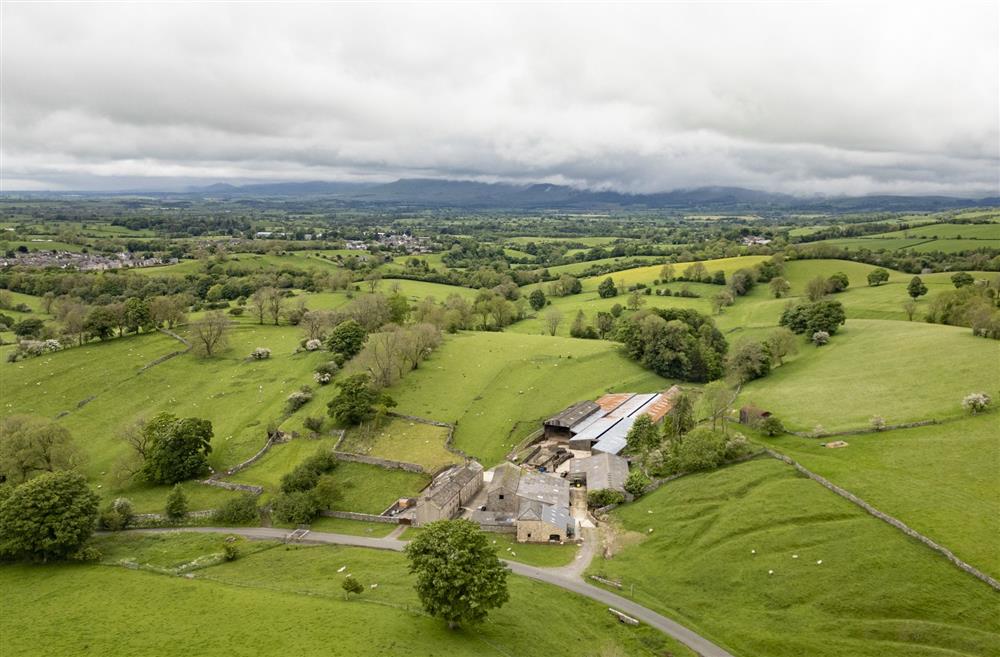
[
  {"left": 765, "top": 448, "right": 1000, "bottom": 592},
  {"left": 790, "top": 419, "right": 939, "bottom": 439},
  {"left": 201, "top": 479, "right": 264, "bottom": 494},
  {"left": 332, "top": 451, "right": 426, "bottom": 473},
  {"left": 318, "top": 510, "right": 401, "bottom": 524}
]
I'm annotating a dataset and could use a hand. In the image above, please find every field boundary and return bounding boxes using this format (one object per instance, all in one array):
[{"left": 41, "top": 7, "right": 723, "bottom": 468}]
[
  {"left": 789, "top": 418, "right": 941, "bottom": 439},
  {"left": 765, "top": 448, "right": 1000, "bottom": 591}
]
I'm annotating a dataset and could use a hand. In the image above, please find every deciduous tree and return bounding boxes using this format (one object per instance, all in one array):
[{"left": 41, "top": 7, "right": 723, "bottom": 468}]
[{"left": 404, "top": 519, "right": 509, "bottom": 629}]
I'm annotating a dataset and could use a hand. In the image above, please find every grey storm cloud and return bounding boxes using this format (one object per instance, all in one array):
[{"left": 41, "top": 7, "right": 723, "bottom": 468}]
[{"left": 2, "top": 1, "right": 998, "bottom": 195}]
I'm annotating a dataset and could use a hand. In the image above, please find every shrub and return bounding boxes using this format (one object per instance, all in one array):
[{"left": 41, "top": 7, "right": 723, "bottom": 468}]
[
  {"left": 758, "top": 415, "right": 785, "bottom": 436},
  {"left": 623, "top": 470, "right": 650, "bottom": 498},
  {"left": 314, "top": 371, "right": 332, "bottom": 385},
  {"left": 723, "top": 433, "right": 753, "bottom": 460},
  {"left": 587, "top": 488, "right": 625, "bottom": 508},
  {"left": 675, "top": 428, "right": 727, "bottom": 472},
  {"left": 302, "top": 416, "right": 325, "bottom": 434},
  {"left": 285, "top": 386, "right": 314, "bottom": 413},
  {"left": 305, "top": 338, "right": 323, "bottom": 351},
  {"left": 212, "top": 493, "right": 259, "bottom": 525},
  {"left": 270, "top": 490, "right": 321, "bottom": 524},
  {"left": 165, "top": 484, "right": 188, "bottom": 520},
  {"left": 342, "top": 575, "right": 364, "bottom": 598},
  {"left": 869, "top": 415, "right": 887, "bottom": 432},
  {"left": 222, "top": 540, "right": 239, "bottom": 561},
  {"left": 228, "top": 307, "right": 245, "bottom": 316},
  {"left": 99, "top": 497, "right": 134, "bottom": 531},
  {"left": 279, "top": 451, "right": 338, "bottom": 493},
  {"left": 250, "top": 347, "right": 271, "bottom": 360},
  {"left": 811, "top": 330, "right": 830, "bottom": 346},
  {"left": 962, "top": 392, "right": 992, "bottom": 415}
]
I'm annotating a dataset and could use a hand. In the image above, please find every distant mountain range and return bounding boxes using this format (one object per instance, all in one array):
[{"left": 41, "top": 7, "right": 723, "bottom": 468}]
[
  {"left": 182, "top": 178, "right": 999, "bottom": 212},
  {"left": 5, "top": 178, "right": 997, "bottom": 212}
]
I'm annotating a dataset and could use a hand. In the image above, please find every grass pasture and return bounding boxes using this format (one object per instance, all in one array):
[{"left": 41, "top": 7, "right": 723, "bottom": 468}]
[
  {"left": 0, "top": 324, "right": 330, "bottom": 511},
  {"left": 0, "top": 538, "right": 693, "bottom": 657},
  {"left": 738, "top": 319, "right": 999, "bottom": 432},
  {"left": 591, "top": 458, "right": 1000, "bottom": 657},
  {"left": 764, "top": 413, "right": 1000, "bottom": 578},
  {"left": 390, "top": 332, "right": 669, "bottom": 466},
  {"left": 339, "top": 417, "right": 460, "bottom": 473}
]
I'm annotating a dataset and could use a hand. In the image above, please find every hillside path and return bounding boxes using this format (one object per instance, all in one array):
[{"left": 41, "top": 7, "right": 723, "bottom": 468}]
[{"left": 134, "top": 526, "right": 735, "bottom": 657}]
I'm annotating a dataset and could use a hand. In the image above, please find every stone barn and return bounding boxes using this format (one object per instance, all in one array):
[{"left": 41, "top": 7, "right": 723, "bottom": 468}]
[
  {"left": 516, "top": 501, "right": 571, "bottom": 543},
  {"left": 415, "top": 461, "right": 483, "bottom": 526},
  {"left": 486, "top": 463, "right": 522, "bottom": 514}
]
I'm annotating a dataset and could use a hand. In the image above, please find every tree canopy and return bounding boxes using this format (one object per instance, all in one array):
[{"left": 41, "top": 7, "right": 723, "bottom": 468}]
[
  {"left": 404, "top": 519, "right": 509, "bottom": 629},
  {"left": 0, "top": 471, "right": 99, "bottom": 561}
]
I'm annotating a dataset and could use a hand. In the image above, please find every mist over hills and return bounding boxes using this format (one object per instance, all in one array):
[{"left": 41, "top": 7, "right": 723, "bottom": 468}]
[{"left": 5, "top": 178, "right": 998, "bottom": 212}]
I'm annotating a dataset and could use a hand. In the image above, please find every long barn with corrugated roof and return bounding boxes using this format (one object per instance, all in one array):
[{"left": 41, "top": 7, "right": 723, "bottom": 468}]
[{"left": 544, "top": 386, "right": 682, "bottom": 456}]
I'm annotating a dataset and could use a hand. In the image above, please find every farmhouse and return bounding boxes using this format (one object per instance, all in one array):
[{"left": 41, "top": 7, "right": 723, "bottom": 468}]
[{"left": 414, "top": 461, "right": 483, "bottom": 525}]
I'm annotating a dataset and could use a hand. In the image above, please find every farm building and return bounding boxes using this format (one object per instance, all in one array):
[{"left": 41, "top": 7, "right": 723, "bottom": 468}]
[
  {"left": 546, "top": 387, "right": 682, "bottom": 456},
  {"left": 543, "top": 400, "right": 601, "bottom": 441},
  {"left": 516, "top": 500, "right": 571, "bottom": 543},
  {"left": 415, "top": 461, "right": 484, "bottom": 526},
  {"left": 567, "top": 452, "right": 629, "bottom": 492},
  {"left": 487, "top": 462, "right": 522, "bottom": 514}
]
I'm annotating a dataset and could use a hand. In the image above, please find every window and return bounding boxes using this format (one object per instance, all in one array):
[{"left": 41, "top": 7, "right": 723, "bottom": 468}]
[{"left": 499, "top": 494, "right": 504, "bottom": 500}]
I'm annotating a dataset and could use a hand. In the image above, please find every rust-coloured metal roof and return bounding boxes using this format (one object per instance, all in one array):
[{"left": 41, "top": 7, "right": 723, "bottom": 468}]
[
  {"left": 595, "top": 393, "right": 634, "bottom": 413},
  {"left": 640, "top": 386, "right": 682, "bottom": 423}
]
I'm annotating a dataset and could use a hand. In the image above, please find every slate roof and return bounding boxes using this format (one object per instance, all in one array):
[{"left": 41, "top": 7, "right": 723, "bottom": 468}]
[
  {"left": 488, "top": 463, "right": 522, "bottom": 494},
  {"left": 516, "top": 469, "right": 570, "bottom": 508}
]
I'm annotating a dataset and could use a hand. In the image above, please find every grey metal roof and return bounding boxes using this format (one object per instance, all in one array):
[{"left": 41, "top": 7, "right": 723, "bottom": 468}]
[
  {"left": 569, "top": 453, "right": 629, "bottom": 491},
  {"left": 568, "top": 408, "right": 607, "bottom": 434},
  {"left": 570, "top": 416, "right": 621, "bottom": 444},
  {"left": 544, "top": 401, "right": 601, "bottom": 428},
  {"left": 609, "top": 393, "right": 656, "bottom": 419},
  {"left": 516, "top": 470, "right": 569, "bottom": 508},
  {"left": 591, "top": 415, "right": 635, "bottom": 455},
  {"left": 541, "top": 504, "right": 571, "bottom": 530}
]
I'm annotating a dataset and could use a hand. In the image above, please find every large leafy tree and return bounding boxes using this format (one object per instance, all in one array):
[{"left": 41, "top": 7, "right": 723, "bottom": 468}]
[
  {"left": 908, "top": 276, "right": 929, "bottom": 300},
  {"left": 139, "top": 413, "right": 213, "bottom": 484},
  {"left": 0, "top": 415, "right": 83, "bottom": 485},
  {"left": 616, "top": 308, "right": 727, "bottom": 382},
  {"left": 780, "top": 300, "right": 846, "bottom": 336},
  {"left": 726, "top": 339, "right": 772, "bottom": 384},
  {"left": 404, "top": 519, "right": 509, "bottom": 629},
  {"left": 867, "top": 268, "right": 890, "bottom": 287},
  {"left": 326, "top": 319, "right": 367, "bottom": 358},
  {"left": 597, "top": 277, "right": 618, "bottom": 299},
  {"left": 326, "top": 374, "right": 395, "bottom": 425},
  {"left": 625, "top": 415, "right": 660, "bottom": 454},
  {"left": 0, "top": 471, "right": 99, "bottom": 561}
]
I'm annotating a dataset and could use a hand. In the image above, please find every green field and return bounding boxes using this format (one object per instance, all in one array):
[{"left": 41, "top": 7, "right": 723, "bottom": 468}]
[
  {"left": 228, "top": 439, "right": 429, "bottom": 514},
  {"left": 590, "top": 458, "right": 1000, "bottom": 657},
  {"left": 1, "top": 324, "right": 329, "bottom": 511},
  {"left": 869, "top": 222, "right": 1000, "bottom": 240},
  {"left": 542, "top": 254, "right": 665, "bottom": 276},
  {"left": 764, "top": 413, "right": 1000, "bottom": 578},
  {"left": 0, "top": 536, "right": 692, "bottom": 657},
  {"left": 339, "top": 417, "right": 460, "bottom": 473},
  {"left": 738, "top": 319, "right": 999, "bottom": 432},
  {"left": 390, "top": 332, "right": 668, "bottom": 466}
]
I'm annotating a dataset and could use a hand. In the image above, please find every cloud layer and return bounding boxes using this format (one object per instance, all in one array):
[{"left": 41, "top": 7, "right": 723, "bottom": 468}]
[{"left": 3, "top": 2, "right": 998, "bottom": 195}]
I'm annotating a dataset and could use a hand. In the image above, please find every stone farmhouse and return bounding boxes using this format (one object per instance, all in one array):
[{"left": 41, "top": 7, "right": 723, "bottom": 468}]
[{"left": 414, "top": 461, "right": 483, "bottom": 526}]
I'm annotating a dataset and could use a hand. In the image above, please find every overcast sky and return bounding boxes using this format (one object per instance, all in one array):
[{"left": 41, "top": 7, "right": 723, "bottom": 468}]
[{"left": 2, "top": 2, "right": 998, "bottom": 196}]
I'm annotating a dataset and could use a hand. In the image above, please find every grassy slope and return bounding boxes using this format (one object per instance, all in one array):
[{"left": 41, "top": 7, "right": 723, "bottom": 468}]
[
  {"left": 0, "top": 539, "right": 694, "bottom": 657},
  {"left": 763, "top": 414, "right": 1000, "bottom": 578},
  {"left": 228, "top": 439, "right": 429, "bottom": 513},
  {"left": 738, "top": 319, "right": 999, "bottom": 431},
  {"left": 590, "top": 458, "right": 1000, "bottom": 657},
  {"left": 339, "top": 418, "right": 461, "bottom": 473},
  {"left": 1, "top": 324, "right": 328, "bottom": 511},
  {"left": 390, "top": 332, "right": 668, "bottom": 466}
]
